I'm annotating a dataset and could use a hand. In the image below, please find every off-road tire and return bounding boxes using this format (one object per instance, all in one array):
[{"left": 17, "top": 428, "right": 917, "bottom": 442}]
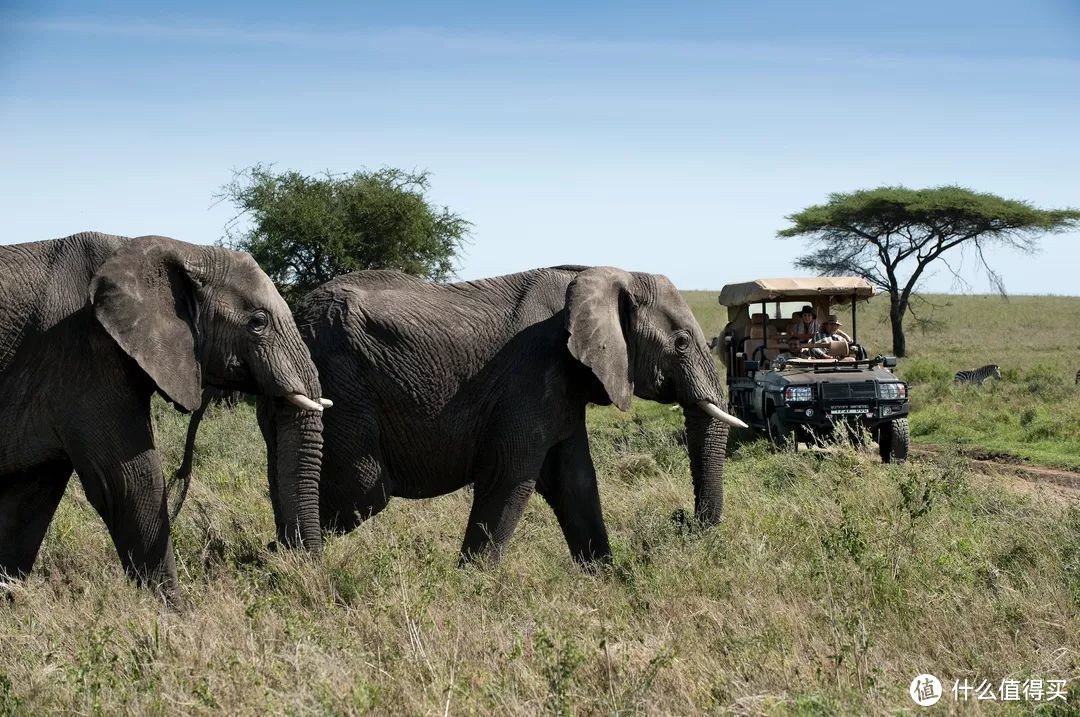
[
  {"left": 767, "top": 409, "right": 792, "bottom": 450},
  {"left": 878, "top": 417, "right": 910, "bottom": 463}
]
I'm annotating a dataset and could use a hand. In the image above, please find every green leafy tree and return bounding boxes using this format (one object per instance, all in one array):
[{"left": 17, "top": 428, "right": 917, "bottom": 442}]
[
  {"left": 779, "top": 186, "right": 1080, "bottom": 356},
  {"left": 220, "top": 165, "right": 471, "bottom": 302}
]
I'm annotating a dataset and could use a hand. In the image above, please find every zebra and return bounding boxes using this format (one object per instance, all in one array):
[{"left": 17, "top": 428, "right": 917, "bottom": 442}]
[
  {"left": 1075, "top": 368, "right": 1079, "bottom": 385},
  {"left": 954, "top": 364, "right": 1002, "bottom": 385}
]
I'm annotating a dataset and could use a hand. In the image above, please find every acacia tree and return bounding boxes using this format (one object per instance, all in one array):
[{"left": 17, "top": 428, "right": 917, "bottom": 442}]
[
  {"left": 220, "top": 165, "right": 471, "bottom": 302},
  {"left": 779, "top": 186, "right": 1080, "bottom": 356}
]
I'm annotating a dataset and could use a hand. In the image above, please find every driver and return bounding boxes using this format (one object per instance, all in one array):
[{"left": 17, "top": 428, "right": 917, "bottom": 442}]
[{"left": 774, "top": 334, "right": 805, "bottom": 367}]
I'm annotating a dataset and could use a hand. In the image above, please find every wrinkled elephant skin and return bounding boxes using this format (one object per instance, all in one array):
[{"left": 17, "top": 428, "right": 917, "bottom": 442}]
[
  {"left": 0, "top": 232, "right": 327, "bottom": 601},
  {"left": 272, "top": 266, "right": 733, "bottom": 566}
]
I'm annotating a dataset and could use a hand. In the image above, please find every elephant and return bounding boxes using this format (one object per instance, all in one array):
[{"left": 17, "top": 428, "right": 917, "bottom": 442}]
[
  {"left": 256, "top": 265, "right": 744, "bottom": 566},
  {"left": 0, "top": 232, "right": 331, "bottom": 600}
]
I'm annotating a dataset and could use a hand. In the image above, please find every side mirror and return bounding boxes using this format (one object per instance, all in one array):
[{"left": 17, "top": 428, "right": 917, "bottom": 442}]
[
  {"left": 745, "top": 360, "right": 759, "bottom": 372},
  {"left": 883, "top": 356, "right": 897, "bottom": 368}
]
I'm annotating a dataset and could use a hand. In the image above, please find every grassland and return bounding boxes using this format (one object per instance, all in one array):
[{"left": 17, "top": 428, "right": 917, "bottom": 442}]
[
  {"left": 1, "top": 293, "right": 1079, "bottom": 715},
  {"left": 685, "top": 291, "right": 1080, "bottom": 470}
]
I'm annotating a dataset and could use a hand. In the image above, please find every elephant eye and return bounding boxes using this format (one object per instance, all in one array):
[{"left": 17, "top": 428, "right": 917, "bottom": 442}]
[
  {"left": 248, "top": 310, "right": 270, "bottom": 335},
  {"left": 673, "top": 333, "right": 691, "bottom": 351}
]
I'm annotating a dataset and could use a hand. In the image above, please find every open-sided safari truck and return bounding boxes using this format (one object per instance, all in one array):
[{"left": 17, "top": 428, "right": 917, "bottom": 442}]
[{"left": 715, "top": 277, "right": 910, "bottom": 462}]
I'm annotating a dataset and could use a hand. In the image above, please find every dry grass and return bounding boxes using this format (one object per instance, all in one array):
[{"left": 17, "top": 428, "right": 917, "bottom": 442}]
[{"left": 2, "top": 293, "right": 1080, "bottom": 715}]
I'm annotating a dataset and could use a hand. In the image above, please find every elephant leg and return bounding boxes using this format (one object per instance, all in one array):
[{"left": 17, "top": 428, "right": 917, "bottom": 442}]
[
  {"left": 0, "top": 460, "right": 73, "bottom": 579},
  {"left": 536, "top": 428, "right": 612, "bottom": 565},
  {"left": 459, "top": 473, "right": 537, "bottom": 566},
  {"left": 319, "top": 403, "right": 390, "bottom": 534},
  {"left": 320, "top": 452, "right": 390, "bottom": 534},
  {"left": 63, "top": 419, "right": 178, "bottom": 602}
]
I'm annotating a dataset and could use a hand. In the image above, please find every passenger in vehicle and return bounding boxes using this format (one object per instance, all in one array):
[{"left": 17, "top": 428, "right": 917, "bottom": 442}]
[
  {"left": 788, "top": 305, "right": 818, "bottom": 343},
  {"left": 809, "top": 314, "right": 851, "bottom": 358},
  {"left": 814, "top": 314, "right": 851, "bottom": 343}
]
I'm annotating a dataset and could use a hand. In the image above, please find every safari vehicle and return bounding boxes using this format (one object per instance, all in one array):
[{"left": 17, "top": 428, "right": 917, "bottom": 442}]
[{"left": 715, "top": 277, "right": 910, "bottom": 462}]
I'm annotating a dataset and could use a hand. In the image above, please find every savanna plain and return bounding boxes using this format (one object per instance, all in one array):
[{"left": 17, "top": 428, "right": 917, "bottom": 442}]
[{"left": 2, "top": 292, "right": 1079, "bottom": 715}]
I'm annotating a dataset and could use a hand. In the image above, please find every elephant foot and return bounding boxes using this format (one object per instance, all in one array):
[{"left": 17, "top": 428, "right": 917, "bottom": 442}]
[{"left": 577, "top": 553, "right": 614, "bottom": 574}]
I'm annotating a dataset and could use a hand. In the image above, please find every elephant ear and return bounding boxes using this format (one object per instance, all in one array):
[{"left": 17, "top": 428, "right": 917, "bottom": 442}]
[
  {"left": 565, "top": 266, "right": 634, "bottom": 412},
  {"left": 89, "top": 236, "right": 205, "bottom": 412}
]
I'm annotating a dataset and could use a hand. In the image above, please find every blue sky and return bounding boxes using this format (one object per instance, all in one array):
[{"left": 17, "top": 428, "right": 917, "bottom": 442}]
[{"left": 2, "top": 1, "right": 1078, "bottom": 293}]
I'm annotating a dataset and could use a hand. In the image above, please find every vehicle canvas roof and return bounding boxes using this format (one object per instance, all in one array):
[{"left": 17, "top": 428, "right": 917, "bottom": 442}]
[{"left": 718, "top": 277, "right": 875, "bottom": 307}]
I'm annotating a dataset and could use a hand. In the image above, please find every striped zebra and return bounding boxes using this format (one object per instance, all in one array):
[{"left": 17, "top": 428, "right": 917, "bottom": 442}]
[{"left": 954, "top": 364, "right": 1001, "bottom": 385}]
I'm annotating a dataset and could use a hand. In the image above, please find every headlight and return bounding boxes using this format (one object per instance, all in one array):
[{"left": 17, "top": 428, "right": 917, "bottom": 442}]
[
  {"left": 783, "top": 386, "right": 813, "bottom": 402},
  {"left": 878, "top": 382, "right": 907, "bottom": 400}
]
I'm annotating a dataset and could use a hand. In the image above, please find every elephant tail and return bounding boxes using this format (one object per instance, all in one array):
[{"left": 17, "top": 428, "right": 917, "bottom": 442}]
[{"left": 168, "top": 390, "right": 213, "bottom": 520}]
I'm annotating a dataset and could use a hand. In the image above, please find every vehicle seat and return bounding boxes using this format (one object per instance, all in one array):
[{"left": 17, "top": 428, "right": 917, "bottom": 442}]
[{"left": 749, "top": 313, "right": 769, "bottom": 335}]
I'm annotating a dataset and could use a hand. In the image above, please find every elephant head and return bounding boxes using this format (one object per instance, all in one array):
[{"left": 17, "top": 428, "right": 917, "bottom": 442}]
[
  {"left": 88, "top": 235, "right": 328, "bottom": 552},
  {"left": 566, "top": 267, "right": 744, "bottom": 525}
]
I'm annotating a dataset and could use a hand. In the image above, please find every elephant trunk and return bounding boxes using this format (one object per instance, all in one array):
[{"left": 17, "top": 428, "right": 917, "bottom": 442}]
[
  {"left": 258, "top": 326, "right": 330, "bottom": 411},
  {"left": 167, "top": 390, "right": 212, "bottom": 519},
  {"left": 267, "top": 403, "right": 325, "bottom": 554},
  {"left": 683, "top": 403, "right": 729, "bottom": 526}
]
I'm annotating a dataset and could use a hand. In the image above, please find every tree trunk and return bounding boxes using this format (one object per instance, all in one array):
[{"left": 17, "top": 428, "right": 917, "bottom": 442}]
[
  {"left": 683, "top": 404, "right": 728, "bottom": 526},
  {"left": 889, "top": 298, "right": 907, "bottom": 357}
]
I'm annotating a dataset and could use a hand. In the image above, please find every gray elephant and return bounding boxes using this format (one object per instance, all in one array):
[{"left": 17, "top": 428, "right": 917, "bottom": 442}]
[
  {"left": 0, "top": 232, "right": 331, "bottom": 600},
  {"left": 259, "top": 265, "right": 744, "bottom": 565}
]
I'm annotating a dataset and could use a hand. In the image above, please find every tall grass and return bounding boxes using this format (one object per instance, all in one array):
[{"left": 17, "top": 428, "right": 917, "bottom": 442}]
[
  {"left": 2, "top": 395, "right": 1078, "bottom": 714},
  {"left": 3, "top": 293, "right": 1079, "bottom": 714}
]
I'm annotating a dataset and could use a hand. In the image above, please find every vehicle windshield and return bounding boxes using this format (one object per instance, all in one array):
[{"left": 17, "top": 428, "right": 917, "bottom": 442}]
[{"left": 770, "top": 301, "right": 810, "bottom": 325}]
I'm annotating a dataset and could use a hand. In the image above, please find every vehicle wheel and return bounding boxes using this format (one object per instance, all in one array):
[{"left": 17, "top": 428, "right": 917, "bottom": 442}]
[
  {"left": 767, "top": 410, "right": 792, "bottom": 450},
  {"left": 878, "top": 417, "right": 910, "bottom": 463}
]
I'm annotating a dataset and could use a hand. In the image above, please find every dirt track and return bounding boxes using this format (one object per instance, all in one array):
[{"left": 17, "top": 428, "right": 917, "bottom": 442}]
[{"left": 911, "top": 443, "right": 1080, "bottom": 499}]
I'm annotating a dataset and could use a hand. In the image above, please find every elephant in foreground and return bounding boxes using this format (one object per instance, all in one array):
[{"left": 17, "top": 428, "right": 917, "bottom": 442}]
[
  {"left": 0, "top": 232, "right": 331, "bottom": 600},
  {"left": 261, "top": 265, "right": 744, "bottom": 565}
]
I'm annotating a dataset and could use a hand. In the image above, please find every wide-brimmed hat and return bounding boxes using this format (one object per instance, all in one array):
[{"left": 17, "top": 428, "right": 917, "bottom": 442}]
[
  {"left": 825, "top": 313, "right": 842, "bottom": 325},
  {"left": 800, "top": 305, "right": 816, "bottom": 317}
]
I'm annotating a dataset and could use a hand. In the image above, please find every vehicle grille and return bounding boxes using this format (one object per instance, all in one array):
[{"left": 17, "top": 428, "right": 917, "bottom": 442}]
[{"left": 822, "top": 382, "right": 876, "bottom": 400}]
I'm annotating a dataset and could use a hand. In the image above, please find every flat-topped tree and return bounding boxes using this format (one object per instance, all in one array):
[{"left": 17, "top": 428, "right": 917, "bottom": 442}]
[{"left": 778, "top": 186, "right": 1080, "bottom": 356}]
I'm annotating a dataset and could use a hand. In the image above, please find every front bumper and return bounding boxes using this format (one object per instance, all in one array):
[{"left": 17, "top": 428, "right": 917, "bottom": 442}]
[{"left": 779, "top": 399, "right": 909, "bottom": 427}]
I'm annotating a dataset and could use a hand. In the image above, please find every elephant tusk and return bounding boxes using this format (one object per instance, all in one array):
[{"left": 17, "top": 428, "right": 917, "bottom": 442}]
[
  {"left": 319, "top": 398, "right": 334, "bottom": 408},
  {"left": 286, "top": 393, "right": 324, "bottom": 412},
  {"left": 697, "top": 401, "right": 749, "bottom": 429}
]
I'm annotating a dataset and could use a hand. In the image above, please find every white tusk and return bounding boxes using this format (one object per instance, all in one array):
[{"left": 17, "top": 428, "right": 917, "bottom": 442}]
[
  {"left": 697, "top": 401, "right": 749, "bottom": 429},
  {"left": 319, "top": 398, "right": 334, "bottom": 408},
  {"left": 286, "top": 393, "right": 324, "bottom": 412}
]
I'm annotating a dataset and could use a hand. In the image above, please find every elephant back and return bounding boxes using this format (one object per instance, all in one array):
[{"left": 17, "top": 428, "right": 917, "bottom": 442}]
[
  {"left": 293, "top": 268, "right": 577, "bottom": 417},
  {"left": 0, "top": 232, "right": 128, "bottom": 374}
]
